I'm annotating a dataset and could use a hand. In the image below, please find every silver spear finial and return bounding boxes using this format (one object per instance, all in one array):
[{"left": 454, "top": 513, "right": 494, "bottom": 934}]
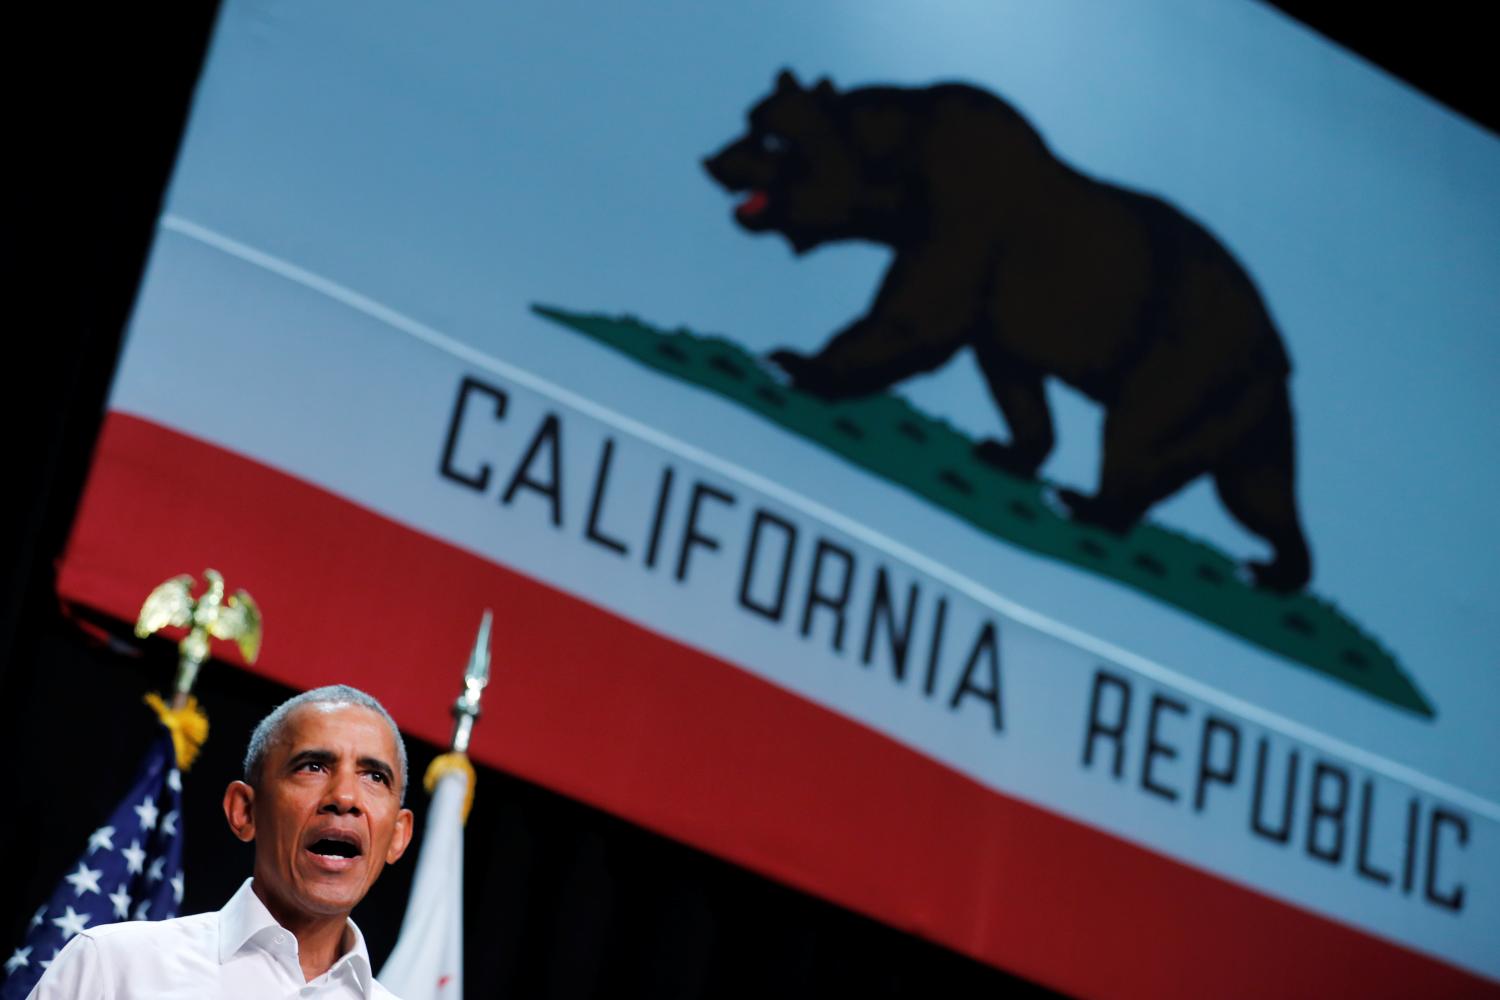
[{"left": 450, "top": 609, "right": 492, "bottom": 753}]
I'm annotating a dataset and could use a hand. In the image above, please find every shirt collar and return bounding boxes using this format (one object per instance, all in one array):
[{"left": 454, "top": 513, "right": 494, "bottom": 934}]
[
  {"left": 218, "top": 878, "right": 376, "bottom": 998},
  {"left": 339, "top": 916, "right": 376, "bottom": 997}
]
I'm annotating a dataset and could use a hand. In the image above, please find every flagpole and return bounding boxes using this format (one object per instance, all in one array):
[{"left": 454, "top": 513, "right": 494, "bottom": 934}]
[
  {"left": 378, "top": 610, "right": 490, "bottom": 998},
  {"left": 1, "top": 571, "right": 254, "bottom": 997}
]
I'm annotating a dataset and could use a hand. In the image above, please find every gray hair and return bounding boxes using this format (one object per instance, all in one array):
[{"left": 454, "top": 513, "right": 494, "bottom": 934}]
[{"left": 243, "top": 685, "right": 409, "bottom": 805}]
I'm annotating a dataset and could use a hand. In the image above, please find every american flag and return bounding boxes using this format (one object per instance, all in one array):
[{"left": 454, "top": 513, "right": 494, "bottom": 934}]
[{"left": 1, "top": 729, "right": 185, "bottom": 999}]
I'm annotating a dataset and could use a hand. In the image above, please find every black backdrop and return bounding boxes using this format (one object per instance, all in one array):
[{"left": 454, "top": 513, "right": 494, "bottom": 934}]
[{"left": 1, "top": 3, "right": 1490, "bottom": 997}]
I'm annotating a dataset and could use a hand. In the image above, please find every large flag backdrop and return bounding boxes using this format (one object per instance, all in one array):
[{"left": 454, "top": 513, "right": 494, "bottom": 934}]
[{"left": 57, "top": 1, "right": 1500, "bottom": 996}]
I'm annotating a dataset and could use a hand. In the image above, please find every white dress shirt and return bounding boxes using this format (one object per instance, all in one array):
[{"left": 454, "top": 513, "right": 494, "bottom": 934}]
[{"left": 26, "top": 878, "right": 401, "bottom": 1000}]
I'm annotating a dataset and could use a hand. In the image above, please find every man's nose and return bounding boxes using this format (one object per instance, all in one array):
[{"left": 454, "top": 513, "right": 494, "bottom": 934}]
[{"left": 319, "top": 768, "right": 363, "bottom": 815}]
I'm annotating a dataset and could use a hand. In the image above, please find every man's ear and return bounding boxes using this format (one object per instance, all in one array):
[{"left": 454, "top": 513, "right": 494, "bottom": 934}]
[
  {"left": 385, "top": 808, "right": 415, "bottom": 864},
  {"left": 223, "top": 780, "right": 257, "bottom": 843}
]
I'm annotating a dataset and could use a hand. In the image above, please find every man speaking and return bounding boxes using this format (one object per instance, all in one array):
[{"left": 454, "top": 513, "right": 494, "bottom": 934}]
[{"left": 28, "top": 685, "right": 414, "bottom": 999}]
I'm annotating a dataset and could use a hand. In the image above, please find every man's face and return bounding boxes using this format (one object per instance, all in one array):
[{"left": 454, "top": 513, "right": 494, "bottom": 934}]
[{"left": 228, "top": 703, "right": 413, "bottom": 923}]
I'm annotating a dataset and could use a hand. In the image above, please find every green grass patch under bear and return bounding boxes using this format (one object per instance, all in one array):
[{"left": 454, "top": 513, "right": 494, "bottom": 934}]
[{"left": 534, "top": 304, "right": 1432, "bottom": 719}]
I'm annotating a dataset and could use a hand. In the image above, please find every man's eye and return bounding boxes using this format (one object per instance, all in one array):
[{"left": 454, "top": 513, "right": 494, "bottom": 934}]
[
  {"left": 297, "top": 761, "right": 324, "bottom": 772},
  {"left": 366, "top": 771, "right": 388, "bottom": 784}
]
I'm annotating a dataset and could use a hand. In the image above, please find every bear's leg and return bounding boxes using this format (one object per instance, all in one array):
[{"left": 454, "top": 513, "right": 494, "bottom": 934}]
[
  {"left": 1059, "top": 396, "right": 1218, "bottom": 534},
  {"left": 1058, "top": 453, "right": 1200, "bottom": 535},
  {"left": 1211, "top": 396, "right": 1311, "bottom": 591},
  {"left": 971, "top": 346, "right": 1053, "bottom": 478},
  {"left": 770, "top": 245, "right": 984, "bottom": 399}
]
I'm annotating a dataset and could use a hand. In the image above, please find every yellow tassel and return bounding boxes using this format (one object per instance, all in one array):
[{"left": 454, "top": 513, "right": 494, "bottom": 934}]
[
  {"left": 423, "top": 751, "right": 477, "bottom": 825},
  {"left": 144, "top": 693, "right": 210, "bottom": 771}
]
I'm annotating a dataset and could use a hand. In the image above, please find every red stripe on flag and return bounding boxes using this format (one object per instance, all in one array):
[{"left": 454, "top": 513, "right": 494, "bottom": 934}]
[{"left": 56, "top": 412, "right": 1495, "bottom": 999}]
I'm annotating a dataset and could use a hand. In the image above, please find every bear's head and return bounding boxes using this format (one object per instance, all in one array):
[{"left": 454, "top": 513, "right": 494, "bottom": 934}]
[{"left": 703, "top": 70, "right": 876, "bottom": 255}]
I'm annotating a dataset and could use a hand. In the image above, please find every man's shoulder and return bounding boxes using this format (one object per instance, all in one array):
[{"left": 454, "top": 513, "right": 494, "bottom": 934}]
[
  {"left": 79, "top": 909, "right": 217, "bottom": 950},
  {"left": 30, "top": 909, "right": 230, "bottom": 998}
]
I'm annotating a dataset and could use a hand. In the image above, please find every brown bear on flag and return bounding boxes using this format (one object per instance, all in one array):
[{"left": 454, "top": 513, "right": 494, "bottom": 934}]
[{"left": 704, "top": 70, "right": 1311, "bottom": 591}]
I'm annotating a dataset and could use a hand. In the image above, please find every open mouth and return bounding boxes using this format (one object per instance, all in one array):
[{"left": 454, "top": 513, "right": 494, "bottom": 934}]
[
  {"left": 304, "top": 830, "right": 363, "bottom": 870},
  {"left": 310, "top": 838, "right": 360, "bottom": 858},
  {"left": 735, "top": 190, "right": 770, "bottom": 219}
]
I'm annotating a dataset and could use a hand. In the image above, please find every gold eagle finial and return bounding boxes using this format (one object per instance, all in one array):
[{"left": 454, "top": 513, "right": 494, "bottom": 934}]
[{"left": 136, "top": 569, "right": 262, "bottom": 703}]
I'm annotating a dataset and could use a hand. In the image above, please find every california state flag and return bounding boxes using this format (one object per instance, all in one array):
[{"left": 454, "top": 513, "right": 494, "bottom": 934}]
[{"left": 380, "top": 754, "right": 473, "bottom": 999}]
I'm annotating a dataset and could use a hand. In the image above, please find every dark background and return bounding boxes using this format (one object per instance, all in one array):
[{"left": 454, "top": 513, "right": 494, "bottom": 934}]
[{"left": 1, "top": 4, "right": 1491, "bottom": 996}]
